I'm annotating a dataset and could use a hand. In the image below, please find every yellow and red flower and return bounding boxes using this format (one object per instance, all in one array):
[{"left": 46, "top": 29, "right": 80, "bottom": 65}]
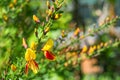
[
  {"left": 41, "top": 39, "right": 56, "bottom": 60},
  {"left": 25, "top": 42, "right": 38, "bottom": 74},
  {"left": 25, "top": 59, "right": 38, "bottom": 74}
]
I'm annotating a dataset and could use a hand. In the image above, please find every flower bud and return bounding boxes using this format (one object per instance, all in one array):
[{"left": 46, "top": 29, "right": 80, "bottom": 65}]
[
  {"left": 13, "top": 0, "right": 17, "bottom": 5},
  {"left": 46, "top": 0, "right": 50, "bottom": 9},
  {"left": 48, "top": 10, "right": 52, "bottom": 17},
  {"left": 44, "top": 27, "right": 50, "bottom": 35},
  {"left": 33, "top": 15, "right": 40, "bottom": 23},
  {"left": 61, "top": 30, "right": 66, "bottom": 38},
  {"left": 3, "top": 14, "right": 8, "bottom": 21},
  {"left": 54, "top": 14, "right": 62, "bottom": 20},
  {"left": 11, "top": 64, "right": 16, "bottom": 71},
  {"left": 22, "top": 38, "right": 27, "bottom": 49}
]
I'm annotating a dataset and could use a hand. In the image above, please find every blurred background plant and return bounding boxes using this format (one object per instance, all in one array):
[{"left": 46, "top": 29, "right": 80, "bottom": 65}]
[{"left": 0, "top": 0, "right": 120, "bottom": 80}]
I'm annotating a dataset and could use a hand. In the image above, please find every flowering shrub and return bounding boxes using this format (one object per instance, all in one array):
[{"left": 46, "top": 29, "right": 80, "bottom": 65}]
[{"left": 0, "top": 0, "right": 120, "bottom": 80}]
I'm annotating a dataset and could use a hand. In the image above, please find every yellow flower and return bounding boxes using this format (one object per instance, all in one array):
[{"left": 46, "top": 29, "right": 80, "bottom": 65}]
[
  {"left": 88, "top": 46, "right": 94, "bottom": 54},
  {"left": 25, "top": 48, "right": 36, "bottom": 61},
  {"left": 74, "top": 28, "right": 80, "bottom": 36},
  {"left": 100, "top": 42, "right": 104, "bottom": 47},
  {"left": 9, "top": 3, "right": 14, "bottom": 8},
  {"left": 13, "top": 0, "right": 17, "bottom": 5},
  {"left": 80, "top": 35, "right": 84, "bottom": 39},
  {"left": 54, "top": 14, "right": 62, "bottom": 20},
  {"left": 33, "top": 15, "right": 40, "bottom": 23},
  {"left": 97, "top": 45, "right": 101, "bottom": 49},
  {"left": 54, "top": 14, "right": 59, "bottom": 19},
  {"left": 11, "top": 64, "right": 16, "bottom": 71},
  {"left": 81, "top": 45, "right": 88, "bottom": 53},
  {"left": 64, "top": 62, "right": 68, "bottom": 67},
  {"left": 48, "top": 9, "right": 52, "bottom": 16},
  {"left": 30, "top": 42, "right": 37, "bottom": 51},
  {"left": 41, "top": 39, "right": 54, "bottom": 51},
  {"left": 104, "top": 42, "right": 108, "bottom": 47},
  {"left": 3, "top": 14, "right": 8, "bottom": 21},
  {"left": 61, "top": 30, "right": 66, "bottom": 38},
  {"left": 25, "top": 48, "right": 38, "bottom": 74},
  {"left": 93, "top": 45, "right": 96, "bottom": 51}
]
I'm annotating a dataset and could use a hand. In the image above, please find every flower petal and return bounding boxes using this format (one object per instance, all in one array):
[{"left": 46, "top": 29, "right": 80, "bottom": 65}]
[
  {"left": 42, "top": 39, "right": 54, "bottom": 51},
  {"left": 44, "top": 51, "right": 56, "bottom": 60},
  {"left": 25, "top": 48, "right": 36, "bottom": 61},
  {"left": 29, "top": 60, "right": 39, "bottom": 74},
  {"left": 25, "top": 63, "right": 29, "bottom": 74}
]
